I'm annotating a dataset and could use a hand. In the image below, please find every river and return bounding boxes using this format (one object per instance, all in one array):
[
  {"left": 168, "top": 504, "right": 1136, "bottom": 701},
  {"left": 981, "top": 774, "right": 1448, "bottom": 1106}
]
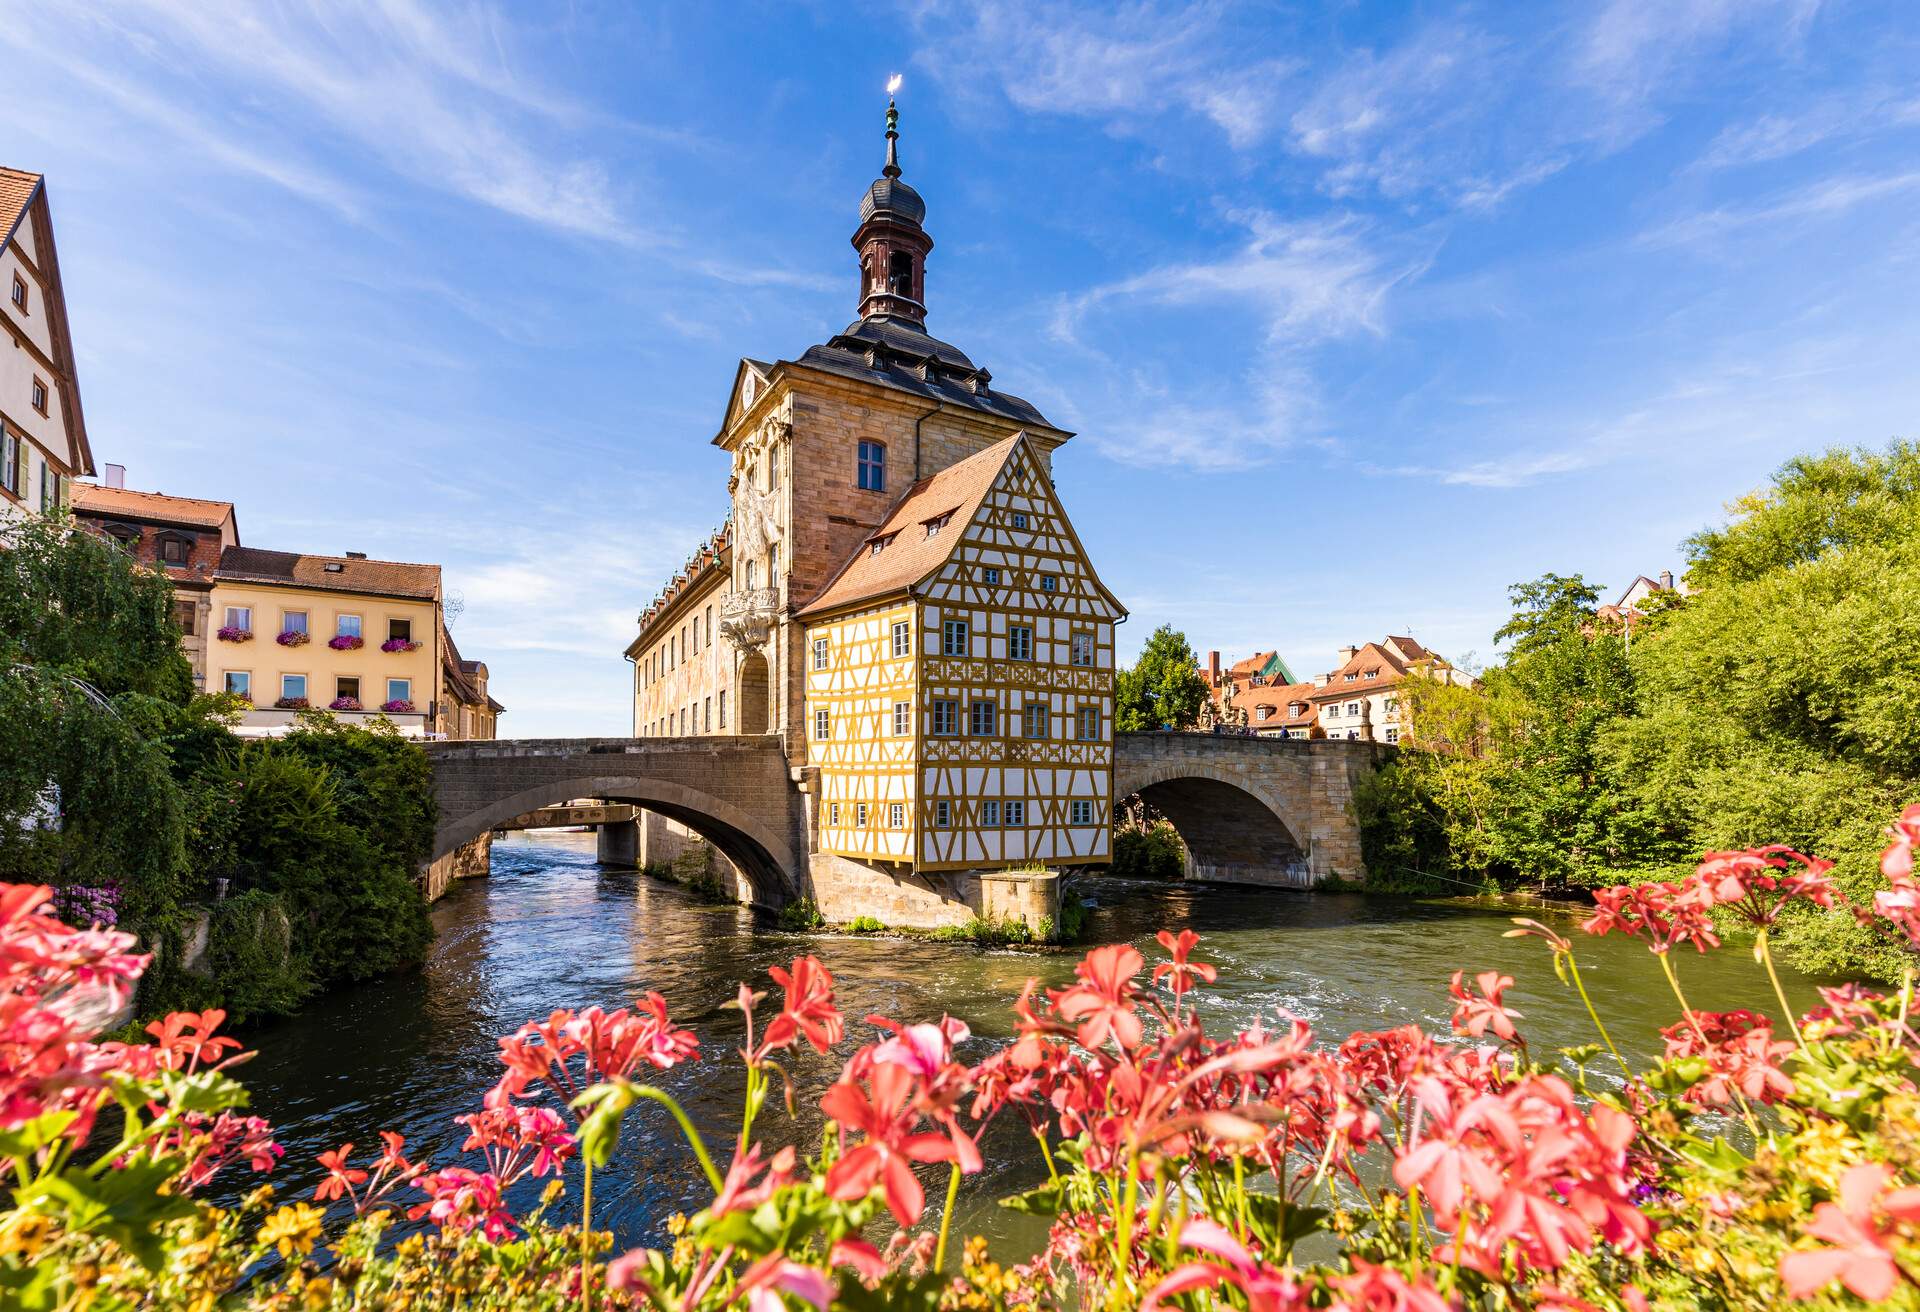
[{"left": 225, "top": 831, "right": 1828, "bottom": 1259}]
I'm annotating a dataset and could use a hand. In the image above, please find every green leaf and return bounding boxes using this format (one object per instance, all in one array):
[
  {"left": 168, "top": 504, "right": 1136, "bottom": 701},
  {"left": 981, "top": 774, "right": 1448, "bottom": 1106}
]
[
  {"left": 1244, "top": 1195, "right": 1329, "bottom": 1245},
  {"left": 158, "top": 1068, "right": 251, "bottom": 1116},
  {"left": 571, "top": 1080, "right": 637, "bottom": 1168},
  {"left": 996, "top": 1179, "right": 1064, "bottom": 1217},
  {"left": 0, "top": 1110, "right": 78, "bottom": 1160},
  {"left": 18, "top": 1159, "right": 199, "bottom": 1270}
]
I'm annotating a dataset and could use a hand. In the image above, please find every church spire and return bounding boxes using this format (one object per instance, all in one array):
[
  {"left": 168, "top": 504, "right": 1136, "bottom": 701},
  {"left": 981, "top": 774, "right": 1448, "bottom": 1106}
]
[
  {"left": 883, "top": 97, "right": 901, "bottom": 179},
  {"left": 853, "top": 82, "right": 933, "bottom": 323}
]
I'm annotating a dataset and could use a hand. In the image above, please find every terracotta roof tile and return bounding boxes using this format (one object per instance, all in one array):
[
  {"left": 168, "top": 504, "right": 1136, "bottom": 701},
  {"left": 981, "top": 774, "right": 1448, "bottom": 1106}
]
[
  {"left": 797, "top": 434, "right": 1023, "bottom": 617},
  {"left": 215, "top": 546, "right": 440, "bottom": 601},
  {"left": 0, "top": 168, "right": 40, "bottom": 248},
  {"left": 73, "top": 484, "right": 235, "bottom": 530}
]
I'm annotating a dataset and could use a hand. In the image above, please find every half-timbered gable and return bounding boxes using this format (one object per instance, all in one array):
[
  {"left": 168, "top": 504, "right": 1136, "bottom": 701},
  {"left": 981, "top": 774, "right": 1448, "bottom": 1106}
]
[{"left": 799, "top": 433, "right": 1125, "bottom": 873}]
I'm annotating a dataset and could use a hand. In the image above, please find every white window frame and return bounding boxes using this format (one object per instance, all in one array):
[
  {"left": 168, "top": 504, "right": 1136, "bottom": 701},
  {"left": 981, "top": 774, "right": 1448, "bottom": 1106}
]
[
  {"left": 889, "top": 802, "right": 905, "bottom": 828},
  {"left": 223, "top": 606, "right": 253, "bottom": 633},
  {"left": 224, "top": 671, "right": 250, "bottom": 699},
  {"left": 890, "top": 621, "right": 910, "bottom": 657},
  {"left": 337, "top": 613, "right": 362, "bottom": 638},
  {"left": 280, "top": 673, "right": 307, "bottom": 702},
  {"left": 282, "top": 609, "right": 309, "bottom": 636},
  {"left": 812, "top": 637, "right": 829, "bottom": 670},
  {"left": 856, "top": 802, "right": 869, "bottom": 827},
  {"left": 892, "top": 701, "right": 911, "bottom": 735},
  {"left": 387, "top": 678, "right": 412, "bottom": 705},
  {"left": 1070, "top": 632, "right": 1095, "bottom": 667},
  {"left": 813, "top": 708, "right": 831, "bottom": 740}
]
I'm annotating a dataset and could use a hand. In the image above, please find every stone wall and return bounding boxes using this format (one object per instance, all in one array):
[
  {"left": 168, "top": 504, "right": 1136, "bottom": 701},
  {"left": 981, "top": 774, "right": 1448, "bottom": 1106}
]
[
  {"left": 805, "top": 853, "right": 1059, "bottom": 930},
  {"left": 421, "top": 832, "right": 491, "bottom": 902}
]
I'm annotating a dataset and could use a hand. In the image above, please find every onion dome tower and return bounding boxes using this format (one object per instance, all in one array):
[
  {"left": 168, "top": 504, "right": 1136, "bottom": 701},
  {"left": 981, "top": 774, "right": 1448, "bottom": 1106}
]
[{"left": 852, "top": 98, "right": 933, "bottom": 323}]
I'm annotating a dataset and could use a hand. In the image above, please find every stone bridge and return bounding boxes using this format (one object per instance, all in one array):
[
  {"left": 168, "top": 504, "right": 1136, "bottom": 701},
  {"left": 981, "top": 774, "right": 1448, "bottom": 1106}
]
[
  {"left": 424, "top": 733, "right": 1385, "bottom": 915},
  {"left": 1112, "top": 734, "right": 1387, "bottom": 887}
]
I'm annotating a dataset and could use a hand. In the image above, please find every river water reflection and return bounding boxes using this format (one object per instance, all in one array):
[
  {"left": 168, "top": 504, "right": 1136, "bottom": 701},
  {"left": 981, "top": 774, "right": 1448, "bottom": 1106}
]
[{"left": 228, "top": 831, "right": 1829, "bottom": 1257}]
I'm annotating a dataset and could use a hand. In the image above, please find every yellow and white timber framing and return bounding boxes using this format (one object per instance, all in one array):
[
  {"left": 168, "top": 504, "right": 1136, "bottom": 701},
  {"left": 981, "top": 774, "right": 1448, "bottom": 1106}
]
[{"left": 803, "top": 434, "right": 1125, "bottom": 871}]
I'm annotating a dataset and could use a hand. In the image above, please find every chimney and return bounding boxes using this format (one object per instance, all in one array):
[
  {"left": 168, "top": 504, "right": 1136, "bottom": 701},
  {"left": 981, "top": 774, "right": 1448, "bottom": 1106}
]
[
  {"left": 1207, "top": 650, "right": 1221, "bottom": 682},
  {"left": 346, "top": 551, "right": 368, "bottom": 560},
  {"left": 1337, "top": 645, "right": 1359, "bottom": 666},
  {"left": 1658, "top": 570, "right": 1673, "bottom": 590},
  {"left": 104, "top": 464, "right": 125, "bottom": 489}
]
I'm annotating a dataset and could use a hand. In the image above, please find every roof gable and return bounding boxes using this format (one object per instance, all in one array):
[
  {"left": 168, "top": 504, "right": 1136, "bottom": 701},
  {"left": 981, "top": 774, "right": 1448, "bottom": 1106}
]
[
  {"left": 796, "top": 434, "right": 1020, "bottom": 617},
  {"left": 3, "top": 170, "right": 92, "bottom": 477}
]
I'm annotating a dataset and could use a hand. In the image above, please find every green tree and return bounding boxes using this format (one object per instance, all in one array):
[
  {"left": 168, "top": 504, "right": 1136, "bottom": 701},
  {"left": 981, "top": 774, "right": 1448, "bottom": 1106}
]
[
  {"left": 0, "top": 512, "right": 193, "bottom": 700},
  {"left": 1114, "top": 625, "right": 1210, "bottom": 731}
]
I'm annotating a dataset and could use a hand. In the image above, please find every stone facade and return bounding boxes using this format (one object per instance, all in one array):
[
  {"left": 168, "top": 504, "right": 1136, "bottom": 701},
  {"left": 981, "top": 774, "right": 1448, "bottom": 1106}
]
[{"left": 422, "top": 832, "right": 491, "bottom": 902}]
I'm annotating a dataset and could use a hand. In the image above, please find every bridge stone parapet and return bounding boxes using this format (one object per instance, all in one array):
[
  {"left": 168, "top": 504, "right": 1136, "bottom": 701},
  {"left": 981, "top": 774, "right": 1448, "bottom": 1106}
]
[
  {"left": 1113, "top": 733, "right": 1387, "bottom": 884},
  {"left": 425, "top": 736, "right": 805, "bottom": 905}
]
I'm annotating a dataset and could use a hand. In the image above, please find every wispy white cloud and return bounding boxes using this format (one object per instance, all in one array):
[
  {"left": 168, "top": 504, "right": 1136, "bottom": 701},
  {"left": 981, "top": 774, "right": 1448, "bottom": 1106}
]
[
  {"left": 1049, "top": 211, "right": 1424, "bottom": 468},
  {"left": 911, "top": 1, "right": 1299, "bottom": 150},
  {"left": 1692, "top": 92, "right": 1920, "bottom": 171},
  {"left": 1639, "top": 170, "right": 1920, "bottom": 248}
]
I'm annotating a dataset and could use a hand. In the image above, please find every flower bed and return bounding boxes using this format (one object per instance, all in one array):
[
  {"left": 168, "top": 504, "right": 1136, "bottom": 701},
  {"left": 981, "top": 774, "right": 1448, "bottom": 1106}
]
[
  {"left": 381, "top": 637, "right": 421, "bottom": 653},
  {"left": 328, "top": 634, "right": 365, "bottom": 650},
  {"left": 275, "top": 630, "right": 310, "bottom": 647},
  {"left": 329, "top": 696, "right": 363, "bottom": 711},
  {"left": 380, "top": 698, "right": 415, "bottom": 713},
  {"left": 6, "top": 807, "right": 1920, "bottom": 1310},
  {"left": 215, "top": 625, "right": 252, "bottom": 643},
  {"left": 273, "top": 696, "right": 310, "bottom": 710}
]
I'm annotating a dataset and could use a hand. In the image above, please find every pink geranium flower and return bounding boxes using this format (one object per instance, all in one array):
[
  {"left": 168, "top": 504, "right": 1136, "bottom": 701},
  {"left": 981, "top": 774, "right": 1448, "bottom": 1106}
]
[{"left": 1780, "top": 1163, "right": 1920, "bottom": 1301}]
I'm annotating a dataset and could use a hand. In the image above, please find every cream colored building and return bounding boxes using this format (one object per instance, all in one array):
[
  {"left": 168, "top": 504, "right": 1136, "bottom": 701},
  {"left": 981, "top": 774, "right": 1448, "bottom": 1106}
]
[
  {"left": 1, "top": 168, "right": 92, "bottom": 520},
  {"left": 1310, "top": 636, "right": 1471, "bottom": 744},
  {"left": 209, "top": 549, "right": 445, "bottom": 738},
  {"left": 626, "top": 526, "right": 736, "bottom": 737}
]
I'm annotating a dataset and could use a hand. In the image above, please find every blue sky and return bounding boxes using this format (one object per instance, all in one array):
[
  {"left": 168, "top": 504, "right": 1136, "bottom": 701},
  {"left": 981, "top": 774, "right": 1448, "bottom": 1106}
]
[{"left": 11, "top": 1, "right": 1919, "bottom": 735}]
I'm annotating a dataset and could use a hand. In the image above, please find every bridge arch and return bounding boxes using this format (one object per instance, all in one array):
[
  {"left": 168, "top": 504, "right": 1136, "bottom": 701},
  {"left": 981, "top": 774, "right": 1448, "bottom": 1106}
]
[
  {"left": 1113, "top": 757, "right": 1309, "bottom": 886},
  {"left": 433, "top": 771, "right": 800, "bottom": 906}
]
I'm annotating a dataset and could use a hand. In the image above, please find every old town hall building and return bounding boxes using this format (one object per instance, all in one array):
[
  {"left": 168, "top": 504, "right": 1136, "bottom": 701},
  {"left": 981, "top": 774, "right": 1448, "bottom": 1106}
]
[{"left": 626, "top": 100, "right": 1125, "bottom": 881}]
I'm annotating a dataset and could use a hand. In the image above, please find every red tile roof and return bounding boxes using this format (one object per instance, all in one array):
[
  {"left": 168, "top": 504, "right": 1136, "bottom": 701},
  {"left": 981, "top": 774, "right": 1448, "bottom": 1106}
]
[
  {"left": 73, "top": 484, "right": 235, "bottom": 531},
  {"left": 215, "top": 547, "right": 440, "bottom": 601},
  {"left": 797, "top": 433, "right": 1023, "bottom": 617},
  {"left": 0, "top": 168, "right": 39, "bottom": 250}
]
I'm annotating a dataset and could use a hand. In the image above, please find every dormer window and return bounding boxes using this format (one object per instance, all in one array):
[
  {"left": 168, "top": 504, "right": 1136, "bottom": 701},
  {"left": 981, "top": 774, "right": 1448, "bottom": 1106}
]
[
  {"left": 1344, "top": 672, "right": 1357, "bottom": 682},
  {"left": 924, "top": 512, "right": 952, "bottom": 539},
  {"left": 9, "top": 275, "right": 24, "bottom": 312},
  {"left": 158, "top": 535, "right": 191, "bottom": 565},
  {"left": 1364, "top": 670, "right": 1379, "bottom": 680},
  {"left": 868, "top": 532, "right": 895, "bottom": 557}
]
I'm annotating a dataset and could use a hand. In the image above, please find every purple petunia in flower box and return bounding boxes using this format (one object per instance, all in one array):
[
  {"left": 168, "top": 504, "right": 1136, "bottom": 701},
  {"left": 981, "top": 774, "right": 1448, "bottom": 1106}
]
[
  {"left": 328, "top": 634, "right": 364, "bottom": 651},
  {"left": 380, "top": 699, "right": 415, "bottom": 713},
  {"left": 381, "top": 638, "right": 421, "bottom": 653},
  {"left": 216, "top": 626, "right": 252, "bottom": 643},
  {"left": 329, "top": 696, "right": 363, "bottom": 711},
  {"left": 274, "top": 696, "right": 310, "bottom": 710},
  {"left": 276, "top": 630, "right": 310, "bottom": 647}
]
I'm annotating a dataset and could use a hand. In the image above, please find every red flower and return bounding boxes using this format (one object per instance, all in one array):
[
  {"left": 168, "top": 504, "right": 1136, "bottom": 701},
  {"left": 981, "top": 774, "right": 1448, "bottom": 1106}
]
[
  {"left": 1052, "top": 944, "right": 1145, "bottom": 1051},
  {"left": 144, "top": 1009, "right": 244, "bottom": 1072},
  {"left": 1141, "top": 1218, "right": 1309, "bottom": 1311},
  {"left": 1152, "top": 929, "right": 1218, "bottom": 999},
  {"left": 1883, "top": 804, "right": 1920, "bottom": 881},
  {"left": 821, "top": 1061, "right": 966, "bottom": 1226},
  {"left": 1325, "top": 1259, "right": 1452, "bottom": 1312},
  {"left": 762, "top": 955, "right": 843, "bottom": 1055},
  {"left": 315, "top": 1142, "right": 369, "bottom": 1202},
  {"left": 1660, "top": 1011, "right": 1794, "bottom": 1105},
  {"left": 1583, "top": 882, "right": 1720, "bottom": 953},
  {"left": 410, "top": 1166, "right": 516, "bottom": 1241},
  {"left": 1780, "top": 1162, "right": 1920, "bottom": 1301},
  {"left": 1449, "top": 970, "right": 1522, "bottom": 1042}
]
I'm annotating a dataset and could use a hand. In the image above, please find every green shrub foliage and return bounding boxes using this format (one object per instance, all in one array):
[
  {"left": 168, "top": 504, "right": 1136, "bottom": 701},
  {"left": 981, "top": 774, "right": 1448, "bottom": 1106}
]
[{"left": 1357, "top": 440, "right": 1920, "bottom": 978}]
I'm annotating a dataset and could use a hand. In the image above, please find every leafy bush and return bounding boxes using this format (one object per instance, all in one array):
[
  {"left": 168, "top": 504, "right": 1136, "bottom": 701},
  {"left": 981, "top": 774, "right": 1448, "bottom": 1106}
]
[
  {"left": 777, "top": 897, "right": 823, "bottom": 931},
  {"left": 1110, "top": 820, "right": 1185, "bottom": 880},
  {"left": 844, "top": 915, "right": 886, "bottom": 934},
  {"left": 16, "top": 808, "right": 1920, "bottom": 1310},
  {"left": 930, "top": 915, "right": 1035, "bottom": 946},
  {"left": 204, "top": 889, "right": 311, "bottom": 1021}
]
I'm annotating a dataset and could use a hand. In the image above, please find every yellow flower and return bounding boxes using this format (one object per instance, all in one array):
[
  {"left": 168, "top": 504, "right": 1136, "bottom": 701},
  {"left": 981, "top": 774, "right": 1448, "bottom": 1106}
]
[{"left": 259, "top": 1203, "right": 326, "bottom": 1260}]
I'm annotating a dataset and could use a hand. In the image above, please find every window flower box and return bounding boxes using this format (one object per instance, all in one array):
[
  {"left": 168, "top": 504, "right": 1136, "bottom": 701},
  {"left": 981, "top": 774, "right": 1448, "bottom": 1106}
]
[
  {"left": 274, "top": 696, "right": 310, "bottom": 710},
  {"left": 215, "top": 626, "right": 252, "bottom": 643},
  {"left": 329, "top": 696, "right": 363, "bottom": 711},
  {"left": 380, "top": 699, "right": 415, "bottom": 713},
  {"left": 276, "top": 630, "right": 310, "bottom": 647},
  {"left": 381, "top": 638, "right": 421, "bottom": 653},
  {"left": 328, "top": 634, "right": 364, "bottom": 651}
]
